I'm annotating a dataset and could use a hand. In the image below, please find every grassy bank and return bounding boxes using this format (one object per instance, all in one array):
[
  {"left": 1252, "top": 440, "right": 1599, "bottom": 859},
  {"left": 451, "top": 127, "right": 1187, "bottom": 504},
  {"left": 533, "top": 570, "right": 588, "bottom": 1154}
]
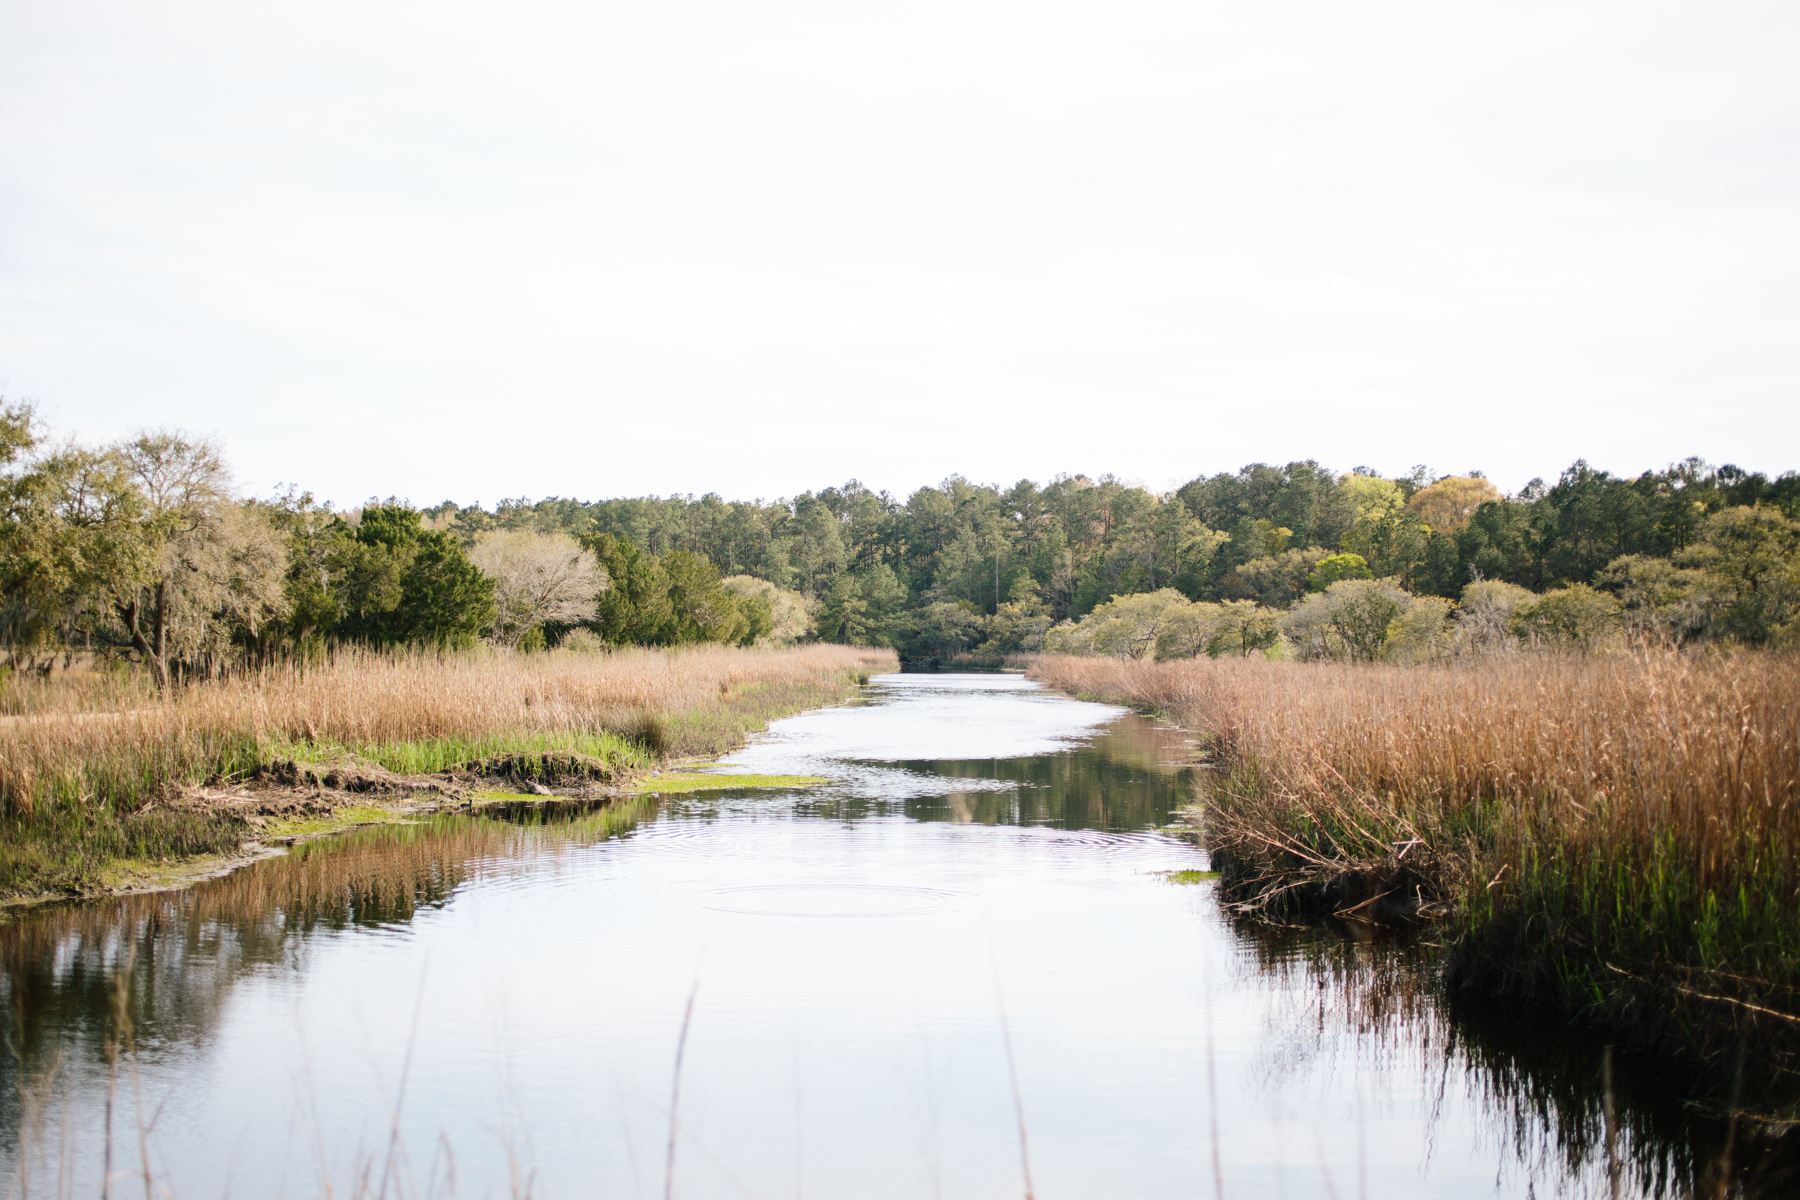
[
  {"left": 1, "top": 643, "right": 894, "bottom": 898},
  {"left": 1029, "top": 651, "right": 1800, "bottom": 1108}
]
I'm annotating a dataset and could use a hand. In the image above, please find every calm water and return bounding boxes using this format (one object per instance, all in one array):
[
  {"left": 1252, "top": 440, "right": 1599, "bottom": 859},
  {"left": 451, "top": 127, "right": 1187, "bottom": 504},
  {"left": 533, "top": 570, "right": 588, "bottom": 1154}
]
[{"left": 0, "top": 674, "right": 1757, "bottom": 1198}]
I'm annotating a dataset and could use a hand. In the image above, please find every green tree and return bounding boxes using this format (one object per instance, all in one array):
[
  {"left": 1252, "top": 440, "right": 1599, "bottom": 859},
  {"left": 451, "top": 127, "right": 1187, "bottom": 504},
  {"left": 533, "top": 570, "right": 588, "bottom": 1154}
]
[
  {"left": 1512, "top": 584, "right": 1623, "bottom": 651},
  {"left": 663, "top": 549, "right": 747, "bottom": 644},
  {"left": 1307, "top": 552, "right": 1372, "bottom": 591},
  {"left": 1282, "top": 579, "right": 1412, "bottom": 662},
  {"left": 339, "top": 504, "right": 494, "bottom": 647},
  {"left": 819, "top": 573, "right": 870, "bottom": 644},
  {"left": 1679, "top": 506, "right": 1800, "bottom": 645},
  {"left": 0, "top": 406, "right": 148, "bottom": 667},
  {"left": 1207, "top": 600, "right": 1281, "bottom": 657},
  {"left": 896, "top": 601, "right": 984, "bottom": 661},
  {"left": 1598, "top": 554, "right": 1708, "bottom": 645},
  {"left": 91, "top": 432, "right": 290, "bottom": 687},
  {"left": 722, "top": 575, "right": 813, "bottom": 644},
  {"left": 585, "top": 533, "right": 673, "bottom": 646},
  {"left": 263, "top": 493, "right": 405, "bottom": 649}
]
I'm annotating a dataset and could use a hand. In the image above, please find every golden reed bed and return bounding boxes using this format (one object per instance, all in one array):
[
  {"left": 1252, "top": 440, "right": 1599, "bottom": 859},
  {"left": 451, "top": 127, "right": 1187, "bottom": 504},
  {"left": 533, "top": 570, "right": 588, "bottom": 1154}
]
[
  {"left": 1030, "top": 650, "right": 1800, "bottom": 1103},
  {"left": 0, "top": 643, "right": 894, "bottom": 817}
]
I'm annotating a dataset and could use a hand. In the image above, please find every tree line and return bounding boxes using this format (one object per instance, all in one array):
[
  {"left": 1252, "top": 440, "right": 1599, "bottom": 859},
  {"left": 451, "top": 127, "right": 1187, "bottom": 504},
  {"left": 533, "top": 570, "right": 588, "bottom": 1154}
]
[
  {"left": 2, "top": 398, "right": 1794, "bottom": 682},
  {"left": 0, "top": 406, "right": 791, "bottom": 686},
  {"left": 432, "top": 454, "right": 1799, "bottom": 658}
]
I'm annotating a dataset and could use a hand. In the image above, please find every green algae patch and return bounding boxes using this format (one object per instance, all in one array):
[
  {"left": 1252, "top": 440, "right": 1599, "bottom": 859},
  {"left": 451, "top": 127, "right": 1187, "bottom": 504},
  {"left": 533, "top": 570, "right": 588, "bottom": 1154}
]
[
  {"left": 469, "top": 790, "right": 545, "bottom": 805},
  {"left": 1157, "top": 869, "right": 1219, "bottom": 884},
  {"left": 629, "top": 773, "right": 830, "bottom": 795},
  {"left": 262, "top": 804, "right": 402, "bottom": 840}
]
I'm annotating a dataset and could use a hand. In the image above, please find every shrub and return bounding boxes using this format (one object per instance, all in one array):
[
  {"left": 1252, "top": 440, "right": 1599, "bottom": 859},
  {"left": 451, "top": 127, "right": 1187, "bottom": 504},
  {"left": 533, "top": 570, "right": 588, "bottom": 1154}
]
[
  {"left": 1307, "top": 552, "right": 1373, "bottom": 591},
  {"left": 1282, "top": 578, "right": 1411, "bottom": 662},
  {"left": 1512, "top": 583, "right": 1622, "bottom": 651}
]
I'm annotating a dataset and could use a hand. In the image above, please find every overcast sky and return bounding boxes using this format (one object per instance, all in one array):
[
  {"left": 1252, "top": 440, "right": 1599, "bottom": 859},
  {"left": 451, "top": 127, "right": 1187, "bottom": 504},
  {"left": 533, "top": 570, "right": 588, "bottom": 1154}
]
[{"left": 1, "top": 1, "right": 1795, "bottom": 507}]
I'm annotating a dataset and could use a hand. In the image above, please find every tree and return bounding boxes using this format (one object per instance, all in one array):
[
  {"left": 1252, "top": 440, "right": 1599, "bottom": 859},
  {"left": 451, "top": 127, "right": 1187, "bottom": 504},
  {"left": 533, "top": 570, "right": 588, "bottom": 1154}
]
[
  {"left": 818, "top": 573, "right": 870, "bottom": 645},
  {"left": 1153, "top": 602, "right": 1218, "bottom": 659},
  {"left": 1383, "top": 596, "right": 1455, "bottom": 664},
  {"left": 1598, "top": 554, "right": 1708, "bottom": 645},
  {"left": 1225, "top": 548, "right": 1330, "bottom": 607},
  {"left": 1307, "top": 552, "right": 1372, "bottom": 592},
  {"left": 1046, "top": 589, "right": 1189, "bottom": 659},
  {"left": 897, "top": 601, "right": 984, "bottom": 660},
  {"left": 1406, "top": 476, "right": 1501, "bottom": 534},
  {"left": 92, "top": 431, "right": 290, "bottom": 688},
  {"left": 0, "top": 405, "right": 147, "bottom": 667},
  {"left": 1456, "top": 580, "right": 1535, "bottom": 655},
  {"left": 1207, "top": 599, "right": 1281, "bottom": 657},
  {"left": 663, "top": 549, "right": 748, "bottom": 644},
  {"left": 338, "top": 504, "right": 494, "bottom": 648},
  {"left": 1678, "top": 506, "right": 1800, "bottom": 645},
  {"left": 1282, "top": 579, "right": 1412, "bottom": 662},
  {"left": 1339, "top": 477, "right": 1432, "bottom": 583},
  {"left": 468, "top": 531, "right": 605, "bottom": 647},
  {"left": 1512, "top": 584, "right": 1623, "bottom": 651},
  {"left": 585, "top": 533, "right": 673, "bottom": 645},
  {"left": 581, "top": 533, "right": 750, "bottom": 646},
  {"left": 723, "top": 575, "right": 815, "bottom": 645},
  {"left": 263, "top": 492, "right": 404, "bottom": 649}
]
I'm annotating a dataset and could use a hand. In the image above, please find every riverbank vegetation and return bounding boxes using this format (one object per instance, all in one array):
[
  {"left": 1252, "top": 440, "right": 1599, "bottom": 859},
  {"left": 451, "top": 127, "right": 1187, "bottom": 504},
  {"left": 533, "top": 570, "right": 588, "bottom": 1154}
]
[
  {"left": 1030, "top": 651, "right": 1800, "bottom": 1109},
  {"left": 3, "top": 400, "right": 1794, "bottom": 677},
  {"left": 0, "top": 643, "right": 891, "bottom": 898}
]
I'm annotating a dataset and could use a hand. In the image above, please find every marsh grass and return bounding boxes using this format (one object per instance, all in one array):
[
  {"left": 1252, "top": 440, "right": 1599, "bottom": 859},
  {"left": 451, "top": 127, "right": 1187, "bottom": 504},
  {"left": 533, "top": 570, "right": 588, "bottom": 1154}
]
[
  {"left": 0, "top": 643, "right": 892, "bottom": 897},
  {"left": 1030, "top": 651, "right": 1800, "bottom": 1104}
]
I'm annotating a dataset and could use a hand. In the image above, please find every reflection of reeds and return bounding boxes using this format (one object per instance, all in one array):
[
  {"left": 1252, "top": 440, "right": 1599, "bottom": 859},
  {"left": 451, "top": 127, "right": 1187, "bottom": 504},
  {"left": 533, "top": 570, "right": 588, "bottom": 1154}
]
[
  {"left": 1236, "top": 923, "right": 1800, "bottom": 1197},
  {"left": 0, "top": 802, "right": 654, "bottom": 1104},
  {"left": 3, "top": 800, "right": 656, "bottom": 1197},
  {"left": 1030, "top": 652, "right": 1800, "bottom": 1105}
]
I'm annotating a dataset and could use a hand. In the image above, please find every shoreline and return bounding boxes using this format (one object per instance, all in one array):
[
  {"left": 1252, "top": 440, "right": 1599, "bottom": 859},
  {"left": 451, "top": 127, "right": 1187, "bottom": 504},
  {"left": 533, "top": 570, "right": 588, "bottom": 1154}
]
[
  {"left": 1, "top": 650, "right": 890, "bottom": 913},
  {"left": 1026, "top": 653, "right": 1800, "bottom": 1129}
]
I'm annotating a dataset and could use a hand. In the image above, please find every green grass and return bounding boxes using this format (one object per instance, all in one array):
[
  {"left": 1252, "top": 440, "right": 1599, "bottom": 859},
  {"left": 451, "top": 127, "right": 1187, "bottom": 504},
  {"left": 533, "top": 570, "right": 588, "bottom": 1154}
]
[
  {"left": 0, "top": 806, "right": 252, "bottom": 899},
  {"left": 1157, "top": 869, "right": 1219, "bottom": 884},
  {"left": 269, "top": 729, "right": 652, "bottom": 777}
]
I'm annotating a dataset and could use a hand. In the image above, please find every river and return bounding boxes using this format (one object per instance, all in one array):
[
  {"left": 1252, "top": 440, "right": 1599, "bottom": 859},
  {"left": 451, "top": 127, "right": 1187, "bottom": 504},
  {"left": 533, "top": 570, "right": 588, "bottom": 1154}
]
[{"left": 0, "top": 673, "right": 1743, "bottom": 1197}]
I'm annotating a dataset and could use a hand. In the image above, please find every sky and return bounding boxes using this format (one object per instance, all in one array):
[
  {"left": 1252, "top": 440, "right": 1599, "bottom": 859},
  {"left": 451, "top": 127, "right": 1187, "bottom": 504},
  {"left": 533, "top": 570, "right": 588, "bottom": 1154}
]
[{"left": 1, "top": 0, "right": 1796, "bottom": 508}]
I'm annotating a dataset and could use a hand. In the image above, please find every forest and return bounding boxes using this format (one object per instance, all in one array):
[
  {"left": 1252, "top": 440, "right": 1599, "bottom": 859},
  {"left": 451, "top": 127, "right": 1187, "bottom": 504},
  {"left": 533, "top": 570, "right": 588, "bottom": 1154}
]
[{"left": 3, "top": 398, "right": 1796, "bottom": 679}]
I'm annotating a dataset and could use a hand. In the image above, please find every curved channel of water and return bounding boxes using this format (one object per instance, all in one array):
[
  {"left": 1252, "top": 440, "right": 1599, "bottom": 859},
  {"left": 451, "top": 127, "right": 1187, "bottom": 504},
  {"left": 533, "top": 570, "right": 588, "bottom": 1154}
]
[{"left": 0, "top": 674, "right": 1761, "bottom": 1197}]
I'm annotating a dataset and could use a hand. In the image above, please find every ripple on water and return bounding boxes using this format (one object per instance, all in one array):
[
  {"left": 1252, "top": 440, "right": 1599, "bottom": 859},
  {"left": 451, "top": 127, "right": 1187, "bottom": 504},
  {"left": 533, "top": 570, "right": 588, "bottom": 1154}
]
[{"left": 700, "top": 882, "right": 960, "bottom": 917}]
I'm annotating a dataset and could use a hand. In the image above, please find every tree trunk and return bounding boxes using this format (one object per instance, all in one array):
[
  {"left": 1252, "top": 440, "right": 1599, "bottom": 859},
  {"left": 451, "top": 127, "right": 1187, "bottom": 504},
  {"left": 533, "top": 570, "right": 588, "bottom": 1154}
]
[{"left": 124, "top": 587, "right": 170, "bottom": 692}]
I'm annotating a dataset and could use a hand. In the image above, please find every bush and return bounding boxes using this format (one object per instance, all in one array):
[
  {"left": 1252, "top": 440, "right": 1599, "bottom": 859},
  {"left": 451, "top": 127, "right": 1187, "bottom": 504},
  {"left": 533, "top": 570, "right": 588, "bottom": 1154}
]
[
  {"left": 1282, "top": 579, "right": 1412, "bottom": 662},
  {"left": 1307, "top": 552, "right": 1373, "bottom": 592},
  {"left": 1512, "top": 583, "right": 1622, "bottom": 652}
]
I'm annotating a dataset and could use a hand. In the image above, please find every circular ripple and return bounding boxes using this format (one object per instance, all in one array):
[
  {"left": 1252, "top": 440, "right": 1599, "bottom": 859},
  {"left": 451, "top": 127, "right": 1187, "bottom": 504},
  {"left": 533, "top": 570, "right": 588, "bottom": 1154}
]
[{"left": 702, "top": 883, "right": 954, "bottom": 918}]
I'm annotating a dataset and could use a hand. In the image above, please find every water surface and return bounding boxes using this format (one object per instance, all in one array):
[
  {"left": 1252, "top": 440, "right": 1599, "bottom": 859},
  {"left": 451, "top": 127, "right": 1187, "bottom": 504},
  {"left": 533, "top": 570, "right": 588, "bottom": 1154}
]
[{"left": 0, "top": 674, "right": 1762, "bottom": 1197}]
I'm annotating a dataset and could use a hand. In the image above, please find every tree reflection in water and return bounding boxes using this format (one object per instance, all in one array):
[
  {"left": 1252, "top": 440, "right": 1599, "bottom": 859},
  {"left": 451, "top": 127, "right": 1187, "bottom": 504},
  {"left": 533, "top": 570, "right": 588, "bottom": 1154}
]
[{"left": 0, "top": 797, "right": 654, "bottom": 1190}]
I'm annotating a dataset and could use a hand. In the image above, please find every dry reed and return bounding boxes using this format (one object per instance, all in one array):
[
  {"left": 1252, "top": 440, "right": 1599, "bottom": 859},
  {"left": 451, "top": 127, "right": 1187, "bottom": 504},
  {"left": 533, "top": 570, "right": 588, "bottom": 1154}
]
[
  {"left": 0, "top": 643, "right": 890, "bottom": 815},
  {"left": 0, "top": 643, "right": 892, "bottom": 896},
  {"left": 1030, "top": 651, "right": 1800, "bottom": 1100}
]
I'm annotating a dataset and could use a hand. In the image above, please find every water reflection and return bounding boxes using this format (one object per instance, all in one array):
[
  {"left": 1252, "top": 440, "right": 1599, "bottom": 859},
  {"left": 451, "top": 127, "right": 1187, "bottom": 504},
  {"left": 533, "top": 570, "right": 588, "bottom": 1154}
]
[
  {"left": 786, "top": 711, "right": 1199, "bottom": 831},
  {"left": 0, "top": 799, "right": 653, "bottom": 1185},
  {"left": 0, "top": 674, "right": 1790, "bottom": 1198}
]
